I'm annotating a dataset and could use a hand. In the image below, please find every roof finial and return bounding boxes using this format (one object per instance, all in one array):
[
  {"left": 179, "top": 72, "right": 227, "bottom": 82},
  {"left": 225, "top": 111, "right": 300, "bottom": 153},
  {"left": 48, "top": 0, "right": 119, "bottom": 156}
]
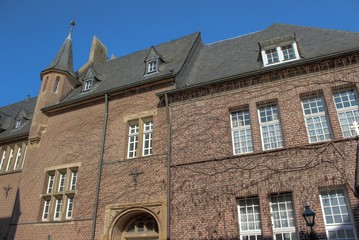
[{"left": 67, "top": 20, "right": 76, "bottom": 40}]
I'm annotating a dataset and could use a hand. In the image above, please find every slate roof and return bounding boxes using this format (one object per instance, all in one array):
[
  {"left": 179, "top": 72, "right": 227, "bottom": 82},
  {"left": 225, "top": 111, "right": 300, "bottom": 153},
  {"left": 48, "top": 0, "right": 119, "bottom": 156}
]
[
  {"left": 59, "top": 32, "right": 200, "bottom": 103},
  {"left": 0, "top": 97, "right": 37, "bottom": 142},
  {"left": 42, "top": 32, "right": 76, "bottom": 79},
  {"left": 179, "top": 24, "right": 359, "bottom": 87}
]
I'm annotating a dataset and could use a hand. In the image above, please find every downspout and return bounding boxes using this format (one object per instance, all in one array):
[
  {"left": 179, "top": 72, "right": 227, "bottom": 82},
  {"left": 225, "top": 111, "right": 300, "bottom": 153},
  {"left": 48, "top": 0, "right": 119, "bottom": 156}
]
[
  {"left": 91, "top": 94, "right": 109, "bottom": 240},
  {"left": 165, "top": 94, "right": 172, "bottom": 240}
]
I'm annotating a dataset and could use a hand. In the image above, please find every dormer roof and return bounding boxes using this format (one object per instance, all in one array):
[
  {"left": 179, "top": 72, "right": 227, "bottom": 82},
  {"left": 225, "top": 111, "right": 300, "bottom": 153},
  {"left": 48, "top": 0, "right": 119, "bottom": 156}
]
[
  {"left": 0, "top": 97, "right": 37, "bottom": 142},
  {"left": 144, "top": 46, "right": 164, "bottom": 62}
]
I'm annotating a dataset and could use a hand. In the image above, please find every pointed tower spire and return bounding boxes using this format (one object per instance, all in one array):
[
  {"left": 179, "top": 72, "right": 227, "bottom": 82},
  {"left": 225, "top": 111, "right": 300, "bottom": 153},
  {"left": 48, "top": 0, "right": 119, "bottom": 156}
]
[{"left": 41, "top": 20, "right": 77, "bottom": 79}]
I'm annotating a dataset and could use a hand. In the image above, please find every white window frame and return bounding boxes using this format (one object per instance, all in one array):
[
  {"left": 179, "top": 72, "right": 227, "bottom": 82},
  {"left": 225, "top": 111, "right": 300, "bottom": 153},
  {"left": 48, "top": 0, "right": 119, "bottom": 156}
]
[
  {"left": 142, "top": 121, "right": 153, "bottom": 156},
  {"left": 14, "top": 119, "right": 22, "bottom": 129},
  {"left": 127, "top": 123, "right": 139, "bottom": 158},
  {"left": 47, "top": 174, "right": 55, "bottom": 194},
  {"left": 147, "top": 60, "right": 158, "bottom": 74},
  {"left": 66, "top": 197, "right": 74, "bottom": 219},
  {"left": 231, "top": 110, "right": 253, "bottom": 155},
  {"left": 83, "top": 80, "right": 93, "bottom": 92},
  {"left": 58, "top": 172, "right": 66, "bottom": 192},
  {"left": 319, "top": 188, "right": 358, "bottom": 240},
  {"left": 258, "top": 104, "right": 283, "bottom": 150},
  {"left": 302, "top": 96, "right": 332, "bottom": 143},
  {"left": 70, "top": 170, "right": 77, "bottom": 191},
  {"left": 13, "top": 146, "right": 22, "bottom": 170},
  {"left": 269, "top": 194, "right": 297, "bottom": 240},
  {"left": 42, "top": 199, "right": 51, "bottom": 221},
  {"left": 262, "top": 42, "right": 300, "bottom": 67},
  {"left": 333, "top": 89, "right": 359, "bottom": 138},
  {"left": 5, "top": 148, "right": 14, "bottom": 171},
  {"left": 0, "top": 150, "right": 6, "bottom": 171},
  {"left": 54, "top": 198, "right": 62, "bottom": 221},
  {"left": 237, "top": 197, "right": 262, "bottom": 240}
]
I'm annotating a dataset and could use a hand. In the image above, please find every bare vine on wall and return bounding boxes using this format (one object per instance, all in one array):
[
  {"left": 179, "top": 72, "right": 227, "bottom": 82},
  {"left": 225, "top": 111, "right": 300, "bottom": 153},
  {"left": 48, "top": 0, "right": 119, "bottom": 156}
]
[{"left": 168, "top": 61, "right": 359, "bottom": 239}]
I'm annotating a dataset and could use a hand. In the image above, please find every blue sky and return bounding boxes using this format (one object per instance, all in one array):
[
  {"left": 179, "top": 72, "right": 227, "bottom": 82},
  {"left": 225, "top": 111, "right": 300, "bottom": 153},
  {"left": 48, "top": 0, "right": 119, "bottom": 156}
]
[{"left": 0, "top": 0, "right": 358, "bottom": 107}]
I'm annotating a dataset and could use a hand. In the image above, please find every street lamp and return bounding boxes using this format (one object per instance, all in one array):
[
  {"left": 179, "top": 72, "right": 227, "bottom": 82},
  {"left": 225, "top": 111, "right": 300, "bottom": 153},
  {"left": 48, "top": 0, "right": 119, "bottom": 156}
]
[{"left": 302, "top": 204, "right": 316, "bottom": 240}]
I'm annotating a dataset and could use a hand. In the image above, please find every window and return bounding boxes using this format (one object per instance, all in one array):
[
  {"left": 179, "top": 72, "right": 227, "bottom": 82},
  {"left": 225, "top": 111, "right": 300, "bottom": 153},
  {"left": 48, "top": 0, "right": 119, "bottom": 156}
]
[
  {"left": 70, "top": 170, "right": 77, "bottom": 191},
  {"left": 42, "top": 199, "right": 51, "bottom": 221},
  {"left": 5, "top": 148, "right": 13, "bottom": 171},
  {"left": 281, "top": 45, "right": 296, "bottom": 61},
  {"left": 333, "top": 89, "right": 359, "bottom": 138},
  {"left": 14, "top": 119, "right": 22, "bottom": 129},
  {"left": 231, "top": 110, "right": 253, "bottom": 154},
  {"left": 261, "top": 42, "right": 299, "bottom": 66},
  {"left": 302, "top": 96, "right": 332, "bottom": 143},
  {"left": 258, "top": 104, "right": 283, "bottom": 150},
  {"left": 0, "top": 150, "right": 6, "bottom": 171},
  {"left": 127, "top": 118, "right": 153, "bottom": 158},
  {"left": 265, "top": 48, "right": 279, "bottom": 64},
  {"left": 83, "top": 80, "right": 93, "bottom": 92},
  {"left": 54, "top": 198, "right": 62, "bottom": 221},
  {"left": 147, "top": 60, "right": 158, "bottom": 74},
  {"left": 41, "top": 166, "right": 78, "bottom": 221},
  {"left": 320, "top": 188, "right": 357, "bottom": 240},
  {"left": 238, "top": 197, "right": 262, "bottom": 240},
  {"left": 42, "top": 76, "right": 49, "bottom": 93},
  {"left": 13, "top": 146, "right": 22, "bottom": 170},
  {"left": 0, "top": 143, "right": 27, "bottom": 173},
  {"left": 270, "top": 194, "right": 297, "bottom": 240},
  {"left": 58, "top": 172, "right": 66, "bottom": 192},
  {"left": 143, "top": 121, "right": 153, "bottom": 156},
  {"left": 123, "top": 214, "right": 159, "bottom": 239},
  {"left": 53, "top": 76, "right": 60, "bottom": 93},
  {"left": 66, "top": 197, "right": 74, "bottom": 219},
  {"left": 47, "top": 174, "right": 55, "bottom": 193},
  {"left": 128, "top": 123, "right": 139, "bottom": 158}
]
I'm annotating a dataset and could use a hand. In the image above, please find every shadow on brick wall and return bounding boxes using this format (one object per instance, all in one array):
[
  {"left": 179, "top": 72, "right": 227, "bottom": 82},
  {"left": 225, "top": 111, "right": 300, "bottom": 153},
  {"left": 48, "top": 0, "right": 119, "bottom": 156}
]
[{"left": 0, "top": 189, "right": 20, "bottom": 240}]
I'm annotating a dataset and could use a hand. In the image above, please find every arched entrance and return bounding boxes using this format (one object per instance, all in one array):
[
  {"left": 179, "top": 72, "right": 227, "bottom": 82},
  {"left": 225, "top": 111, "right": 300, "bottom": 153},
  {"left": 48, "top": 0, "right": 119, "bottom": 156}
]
[{"left": 111, "top": 210, "right": 160, "bottom": 240}]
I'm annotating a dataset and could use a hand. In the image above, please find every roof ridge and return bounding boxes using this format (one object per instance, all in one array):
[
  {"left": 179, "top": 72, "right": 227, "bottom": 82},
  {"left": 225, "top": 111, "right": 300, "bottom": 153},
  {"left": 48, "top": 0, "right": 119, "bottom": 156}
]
[
  {"left": 106, "top": 32, "right": 200, "bottom": 63},
  {"left": 206, "top": 29, "right": 264, "bottom": 46}
]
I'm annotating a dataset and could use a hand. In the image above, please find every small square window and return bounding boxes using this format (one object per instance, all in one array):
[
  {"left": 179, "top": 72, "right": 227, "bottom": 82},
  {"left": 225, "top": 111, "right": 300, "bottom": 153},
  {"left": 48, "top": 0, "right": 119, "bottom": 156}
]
[
  {"left": 14, "top": 119, "right": 22, "bottom": 129},
  {"left": 147, "top": 60, "right": 157, "bottom": 74},
  {"left": 265, "top": 49, "right": 279, "bottom": 64},
  {"left": 83, "top": 80, "right": 93, "bottom": 92}
]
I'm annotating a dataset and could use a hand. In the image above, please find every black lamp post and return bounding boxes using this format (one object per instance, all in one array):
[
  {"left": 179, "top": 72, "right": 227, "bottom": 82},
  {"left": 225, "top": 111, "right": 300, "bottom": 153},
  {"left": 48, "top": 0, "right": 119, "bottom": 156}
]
[{"left": 302, "top": 204, "right": 316, "bottom": 240}]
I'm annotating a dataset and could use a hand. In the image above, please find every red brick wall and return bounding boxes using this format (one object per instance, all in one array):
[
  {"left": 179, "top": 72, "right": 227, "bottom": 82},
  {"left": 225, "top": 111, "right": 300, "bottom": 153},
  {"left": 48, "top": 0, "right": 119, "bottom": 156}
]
[
  {"left": 168, "top": 64, "right": 359, "bottom": 239},
  {"left": 13, "top": 82, "right": 173, "bottom": 239}
]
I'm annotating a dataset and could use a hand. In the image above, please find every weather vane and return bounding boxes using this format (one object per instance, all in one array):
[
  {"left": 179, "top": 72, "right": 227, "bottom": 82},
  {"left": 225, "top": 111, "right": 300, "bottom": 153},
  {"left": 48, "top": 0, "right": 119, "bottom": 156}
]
[{"left": 70, "top": 19, "right": 76, "bottom": 31}]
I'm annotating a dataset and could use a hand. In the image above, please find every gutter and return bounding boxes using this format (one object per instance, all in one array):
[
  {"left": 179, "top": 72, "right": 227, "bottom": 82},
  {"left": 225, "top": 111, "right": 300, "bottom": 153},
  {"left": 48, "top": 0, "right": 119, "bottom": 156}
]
[
  {"left": 156, "top": 47, "right": 359, "bottom": 97},
  {"left": 91, "top": 94, "right": 109, "bottom": 240},
  {"left": 0, "top": 133, "right": 29, "bottom": 145},
  {"left": 165, "top": 94, "right": 172, "bottom": 240}
]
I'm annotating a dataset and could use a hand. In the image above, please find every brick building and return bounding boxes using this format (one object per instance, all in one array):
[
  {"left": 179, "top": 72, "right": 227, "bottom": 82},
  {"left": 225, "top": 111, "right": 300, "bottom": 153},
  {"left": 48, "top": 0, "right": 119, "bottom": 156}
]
[{"left": 1, "top": 23, "right": 359, "bottom": 240}]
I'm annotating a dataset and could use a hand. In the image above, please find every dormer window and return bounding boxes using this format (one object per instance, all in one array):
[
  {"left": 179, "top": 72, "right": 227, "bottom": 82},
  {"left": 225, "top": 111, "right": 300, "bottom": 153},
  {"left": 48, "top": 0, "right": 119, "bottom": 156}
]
[
  {"left": 14, "top": 119, "right": 22, "bottom": 130},
  {"left": 147, "top": 60, "right": 158, "bottom": 74},
  {"left": 260, "top": 34, "right": 300, "bottom": 67},
  {"left": 83, "top": 80, "right": 93, "bottom": 92},
  {"left": 144, "top": 47, "right": 163, "bottom": 76}
]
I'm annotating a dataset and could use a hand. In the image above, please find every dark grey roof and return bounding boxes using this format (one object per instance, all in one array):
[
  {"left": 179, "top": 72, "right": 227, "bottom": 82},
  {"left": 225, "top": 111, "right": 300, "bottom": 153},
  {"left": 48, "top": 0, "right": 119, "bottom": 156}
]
[
  {"left": 59, "top": 32, "right": 200, "bottom": 104},
  {"left": 180, "top": 24, "right": 359, "bottom": 87},
  {"left": 0, "top": 97, "right": 37, "bottom": 142},
  {"left": 42, "top": 32, "right": 76, "bottom": 79}
]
